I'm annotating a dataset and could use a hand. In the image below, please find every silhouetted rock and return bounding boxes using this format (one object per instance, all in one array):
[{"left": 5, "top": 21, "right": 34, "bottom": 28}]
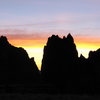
[
  {"left": 78, "top": 54, "right": 89, "bottom": 93},
  {"left": 88, "top": 49, "right": 100, "bottom": 93},
  {"left": 0, "top": 34, "right": 100, "bottom": 94},
  {"left": 41, "top": 34, "right": 78, "bottom": 93},
  {"left": 0, "top": 36, "right": 40, "bottom": 84},
  {"left": 41, "top": 34, "right": 100, "bottom": 94}
]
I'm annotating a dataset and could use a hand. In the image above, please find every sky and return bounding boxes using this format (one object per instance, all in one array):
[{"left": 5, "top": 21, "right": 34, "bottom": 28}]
[{"left": 0, "top": 0, "right": 100, "bottom": 70}]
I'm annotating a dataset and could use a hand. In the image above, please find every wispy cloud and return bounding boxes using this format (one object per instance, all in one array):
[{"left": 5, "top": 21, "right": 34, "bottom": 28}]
[
  {"left": 0, "top": 19, "right": 76, "bottom": 28},
  {"left": 0, "top": 29, "right": 49, "bottom": 40}
]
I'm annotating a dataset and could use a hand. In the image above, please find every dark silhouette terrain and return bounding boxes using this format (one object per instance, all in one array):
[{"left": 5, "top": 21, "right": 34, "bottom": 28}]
[
  {"left": 41, "top": 34, "right": 100, "bottom": 94},
  {"left": 41, "top": 34, "right": 78, "bottom": 93},
  {"left": 0, "top": 34, "right": 100, "bottom": 95},
  {"left": 0, "top": 36, "right": 40, "bottom": 92}
]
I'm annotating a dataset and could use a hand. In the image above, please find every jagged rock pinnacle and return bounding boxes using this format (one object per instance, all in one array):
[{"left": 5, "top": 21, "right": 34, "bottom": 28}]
[
  {"left": 67, "top": 33, "right": 74, "bottom": 43},
  {"left": 0, "top": 36, "right": 9, "bottom": 46},
  {"left": 80, "top": 54, "right": 85, "bottom": 59}
]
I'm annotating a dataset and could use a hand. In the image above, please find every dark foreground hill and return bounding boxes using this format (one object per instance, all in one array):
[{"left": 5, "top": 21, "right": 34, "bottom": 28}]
[
  {"left": 0, "top": 36, "right": 40, "bottom": 84},
  {"left": 0, "top": 34, "right": 100, "bottom": 95},
  {"left": 41, "top": 34, "right": 100, "bottom": 94}
]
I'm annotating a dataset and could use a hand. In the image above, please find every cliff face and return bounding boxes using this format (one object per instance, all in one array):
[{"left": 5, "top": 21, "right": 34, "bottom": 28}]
[
  {"left": 0, "top": 36, "right": 40, "bottom": 84},
  {"left": 41, "top": 34, "right": 100, "bottom": 93},
  {"left": 0, "top": 34, "right": 100, "bottom": 94},
  {"left": 88, "top": 49, "right": 100, "bottom": 92},
  {"left": 41, "top": 34, "right": 78, "bottom": 88}
]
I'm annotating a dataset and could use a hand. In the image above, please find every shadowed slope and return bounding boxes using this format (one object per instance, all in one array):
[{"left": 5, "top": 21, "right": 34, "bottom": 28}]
[
  {"left": 88, "top": 49, "right": 100, "bottom": 93},
  {"left": 41, "top": 34, "right": 78, "bottom": 92},
  {"left": 0, "top": 36, "right": 40, "bottom": 84},
  {"left": 0, "top": 34, "right": 100, "bottom": 94},
  {"left": 41, "top": 34, "right": 100, "bottom": 94}
]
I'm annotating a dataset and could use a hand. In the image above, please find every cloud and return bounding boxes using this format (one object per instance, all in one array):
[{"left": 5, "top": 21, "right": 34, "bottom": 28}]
[
  {"left": 0, "top": 29, "right": 48, "bottom": 40},
  {"left": 0, "top": 18, "right": 76, "bottom": 28}
]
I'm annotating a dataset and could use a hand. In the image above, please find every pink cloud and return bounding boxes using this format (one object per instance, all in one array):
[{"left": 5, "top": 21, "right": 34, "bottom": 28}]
[{"left": 0, "top": 29, "right": 49, "bottom": 40}]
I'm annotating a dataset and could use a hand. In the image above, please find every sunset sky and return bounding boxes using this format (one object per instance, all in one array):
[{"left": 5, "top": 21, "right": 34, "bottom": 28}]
[{"left": 0, "top": 0, "right": 100, "bottom": 70}]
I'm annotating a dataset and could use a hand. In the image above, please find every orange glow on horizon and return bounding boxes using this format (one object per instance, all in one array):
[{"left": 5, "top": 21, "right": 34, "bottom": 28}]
[
  {"left": 8, "top": 39, "right": 46, "bottom": 70},
  {"left": 74, "top": 36, "right": 100, "bottom": 58},
  {"left": 7, "top": 36, "right": 100, "bottom": 70},
  {"left": 9, "top": 39, "right": 46, "bottom": 48},
  {"left": 24, "top": 47, "right": 43, "bottom": 70}
]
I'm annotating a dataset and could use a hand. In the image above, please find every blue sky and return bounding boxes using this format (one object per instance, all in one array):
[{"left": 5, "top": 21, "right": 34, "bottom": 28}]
[{"left": 0, "top": 0, "right": 100, "bottom": 38}]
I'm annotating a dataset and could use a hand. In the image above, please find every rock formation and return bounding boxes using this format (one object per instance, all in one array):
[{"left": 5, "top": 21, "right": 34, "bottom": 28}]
[
  {"left": 0, "top": 34, "right": 100, "bottom": 94},
  {"left": 41, "top": 34, "right": 79, "bottom": 92},
  {"left": 0, "top": 36, "right": 40, "bottom": 84},
  {"left": 41, "top": 34, "right": 100, "bottom": 94}
]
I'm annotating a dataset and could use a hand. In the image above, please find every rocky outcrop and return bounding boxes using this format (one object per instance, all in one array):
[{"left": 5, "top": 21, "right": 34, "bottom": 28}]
[
  {"left": 88, "top": 49, "right": 100, "bottom": 93},
  {"left": 41, "top": 34, "right": 100, "bottom": 94},
  {"left": 0, "top": 36, "right": 40, "bottom": 84},
  {"left": 0, "top": 34, "right": 100, "bottom": 94},
  {"left": 41, "top": 34, "right": 78, "bottom": 92}
]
